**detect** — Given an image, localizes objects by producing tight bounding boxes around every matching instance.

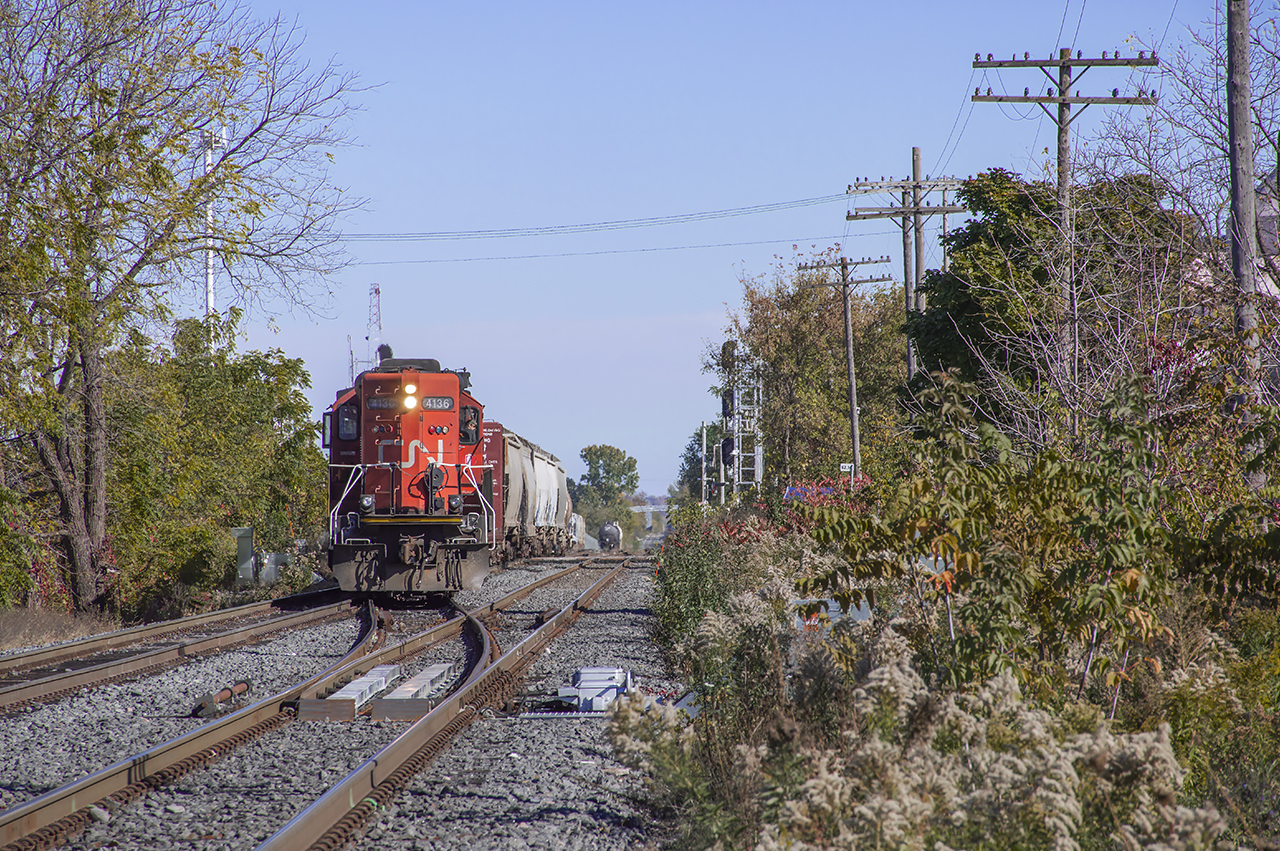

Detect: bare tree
[0,0,363,609]
[918,7,1280,474]
[1092,6,1280,399]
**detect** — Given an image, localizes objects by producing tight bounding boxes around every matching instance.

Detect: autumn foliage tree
[705,248,907,487]
[0,0,360,609]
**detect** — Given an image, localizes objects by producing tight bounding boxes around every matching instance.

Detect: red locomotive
[323,347,579,593]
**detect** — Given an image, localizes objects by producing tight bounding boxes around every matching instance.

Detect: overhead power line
[349,232,902,266]
[341,193,851,242]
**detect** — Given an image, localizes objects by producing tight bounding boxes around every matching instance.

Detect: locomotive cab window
[336,405,359,441]
[459,406,480,445]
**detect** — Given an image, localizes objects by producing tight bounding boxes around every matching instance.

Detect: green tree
[908,169,1057,385]
[577,444,639,504]
[0,487,37,607]
[908,170,1214,447]
[0,0,360,609]
[104,312,326,617]
[569,444,641,544]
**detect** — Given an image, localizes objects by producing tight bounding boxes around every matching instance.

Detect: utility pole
[1227,0,1266,490]
[972,49,1157,431]
[971,49,1159,209]
[798,256,893,476]
[846,151,966,379]
[901,186,914,376]
[1228,0,1261,384]
[202,127,225,317]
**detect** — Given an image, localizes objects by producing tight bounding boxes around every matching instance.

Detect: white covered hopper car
[482,422,583,559]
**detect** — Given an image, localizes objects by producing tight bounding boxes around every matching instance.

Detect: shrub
[0,488,35,607]
[613,617,1232,851]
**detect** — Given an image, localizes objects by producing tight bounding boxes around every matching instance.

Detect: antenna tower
[365,283,382,366]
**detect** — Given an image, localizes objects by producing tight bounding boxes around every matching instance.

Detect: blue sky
[231,0,1202,495]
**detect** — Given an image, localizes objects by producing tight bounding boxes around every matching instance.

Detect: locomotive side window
[337,405,359,441]
[459,406,480,445]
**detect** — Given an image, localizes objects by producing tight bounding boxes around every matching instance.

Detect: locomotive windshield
[336,405,358,441]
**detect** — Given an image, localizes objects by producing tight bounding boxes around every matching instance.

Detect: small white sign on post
[839,462,855,488]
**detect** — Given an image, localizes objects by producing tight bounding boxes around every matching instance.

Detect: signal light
[721,390,734,419]
[720,437,735,467]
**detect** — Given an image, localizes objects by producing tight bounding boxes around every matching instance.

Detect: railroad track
[0,593,354,714]
[260,557,638,851]
[0,556,646,851]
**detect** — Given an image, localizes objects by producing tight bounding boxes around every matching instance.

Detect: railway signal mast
[717,341,763,499]
[733,380,763,496]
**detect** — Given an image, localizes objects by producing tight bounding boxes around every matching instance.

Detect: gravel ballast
[358,562,677,851]
[0,618,362,812]
[7,558,677,850]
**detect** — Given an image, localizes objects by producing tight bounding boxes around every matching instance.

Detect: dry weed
[0,607,118,654]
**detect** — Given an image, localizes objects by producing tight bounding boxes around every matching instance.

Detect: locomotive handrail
[329,464,365,543]
[461,459,497,546]
[330,458,497,548]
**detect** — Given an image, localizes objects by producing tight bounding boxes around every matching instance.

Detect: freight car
[482,423,578,560]
[322,348,580,594]
[599,521,622,552]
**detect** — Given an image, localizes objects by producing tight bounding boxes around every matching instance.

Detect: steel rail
[0,600,380,848]
[292,557,600,710]
[257,558,634,851]
[0,597,310,676]
[0,601,357,711]
[463,556,597,619]
[0,558,605,847]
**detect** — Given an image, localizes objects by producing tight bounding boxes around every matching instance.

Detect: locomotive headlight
[403,395,418,410]
[403,383,417,395]
[358,495,375,514]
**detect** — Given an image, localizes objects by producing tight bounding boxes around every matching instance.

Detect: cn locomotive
[323,347,581,594]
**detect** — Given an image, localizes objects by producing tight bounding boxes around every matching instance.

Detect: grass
[0,607,119,655]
